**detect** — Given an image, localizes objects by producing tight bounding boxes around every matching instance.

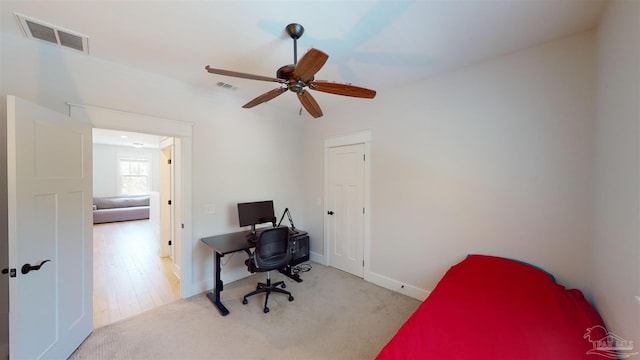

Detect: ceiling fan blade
[205,66,284,83]
[242,87,288,108]
[297,90,323,118]
[292,48,329,81]
[309,81,377,99]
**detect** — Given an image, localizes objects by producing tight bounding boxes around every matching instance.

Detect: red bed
[377,255,607,359]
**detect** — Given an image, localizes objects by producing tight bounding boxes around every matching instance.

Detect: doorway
[68,102,193,303]
[5,98,192,357]
[92,128,180,327]
[324,131,372,278]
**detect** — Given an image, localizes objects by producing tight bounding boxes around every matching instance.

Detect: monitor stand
[246,225,257,242]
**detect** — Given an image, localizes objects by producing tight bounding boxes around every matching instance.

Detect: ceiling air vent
[15,13,89,54]
[216,81,236,90]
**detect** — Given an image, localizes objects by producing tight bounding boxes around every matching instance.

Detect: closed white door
[327,143,365,277]
[7,96,93,359]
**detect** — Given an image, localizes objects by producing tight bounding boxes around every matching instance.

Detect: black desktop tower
[290,232,310,266]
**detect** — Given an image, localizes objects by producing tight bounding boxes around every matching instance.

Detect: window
[118,158,150,195]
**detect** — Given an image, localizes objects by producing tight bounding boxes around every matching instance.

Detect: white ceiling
[0,0,608,114]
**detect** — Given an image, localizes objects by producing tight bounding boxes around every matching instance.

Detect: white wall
[2,6,637,344]
[0,31,306,295]
[92,143,161,197]
[303,31,597,295]
[593,0,640,345]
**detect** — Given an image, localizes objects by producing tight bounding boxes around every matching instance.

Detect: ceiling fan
[205,23,376,118]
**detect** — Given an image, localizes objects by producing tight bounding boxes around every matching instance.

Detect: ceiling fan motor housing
[288,81,305,93]
[277,64,313,93]
[277,64,295,80]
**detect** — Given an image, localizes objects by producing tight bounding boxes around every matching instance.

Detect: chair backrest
[253,227,291,270]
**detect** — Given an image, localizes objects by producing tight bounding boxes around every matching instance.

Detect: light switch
[204,204,215,214]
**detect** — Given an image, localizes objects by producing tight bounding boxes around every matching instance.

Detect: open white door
[7,96,92,359]
[159,144,173,259]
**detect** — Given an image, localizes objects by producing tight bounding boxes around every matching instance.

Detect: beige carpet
[69,263,421,360]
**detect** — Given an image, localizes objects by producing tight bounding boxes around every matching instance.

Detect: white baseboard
[365,271,430,301]
[194,265,252,297]
[309,250,326,265]
[192,252,320,298]
[172,263,181,280]
[183,286,199,298]
[190,250,430,303]
[310,250,429,301]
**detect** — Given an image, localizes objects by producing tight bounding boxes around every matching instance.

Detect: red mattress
[377,255,606,359]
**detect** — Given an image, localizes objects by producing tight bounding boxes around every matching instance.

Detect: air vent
[15,13,89,54]
[216,81,236,90]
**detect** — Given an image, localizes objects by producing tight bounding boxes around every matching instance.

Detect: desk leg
[206,252,230,316]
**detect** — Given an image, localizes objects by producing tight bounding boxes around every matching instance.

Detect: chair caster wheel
[242,299,248,305]
[288,296,294,301]
[264,307,269,313]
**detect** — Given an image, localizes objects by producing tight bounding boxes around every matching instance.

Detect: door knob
[327,211,334,215]
[21,260,51,275]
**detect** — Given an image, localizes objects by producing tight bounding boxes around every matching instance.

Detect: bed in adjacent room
[377,254,608,359]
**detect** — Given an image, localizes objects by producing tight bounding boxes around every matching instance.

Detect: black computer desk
[200,227,304,316]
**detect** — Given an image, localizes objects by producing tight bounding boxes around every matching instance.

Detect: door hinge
[362,260,364,267]
[363,207,365,214]
[363,154,365,161]
[168,200,172,205]
[181,223,185,229]
[168,240,172,246]
[167,159,172,165]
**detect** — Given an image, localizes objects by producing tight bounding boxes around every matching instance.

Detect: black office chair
[242,226,294,313]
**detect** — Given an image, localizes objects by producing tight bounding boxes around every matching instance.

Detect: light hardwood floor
[93,220,180,328]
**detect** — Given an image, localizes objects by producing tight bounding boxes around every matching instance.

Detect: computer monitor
[237,200,276,235]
